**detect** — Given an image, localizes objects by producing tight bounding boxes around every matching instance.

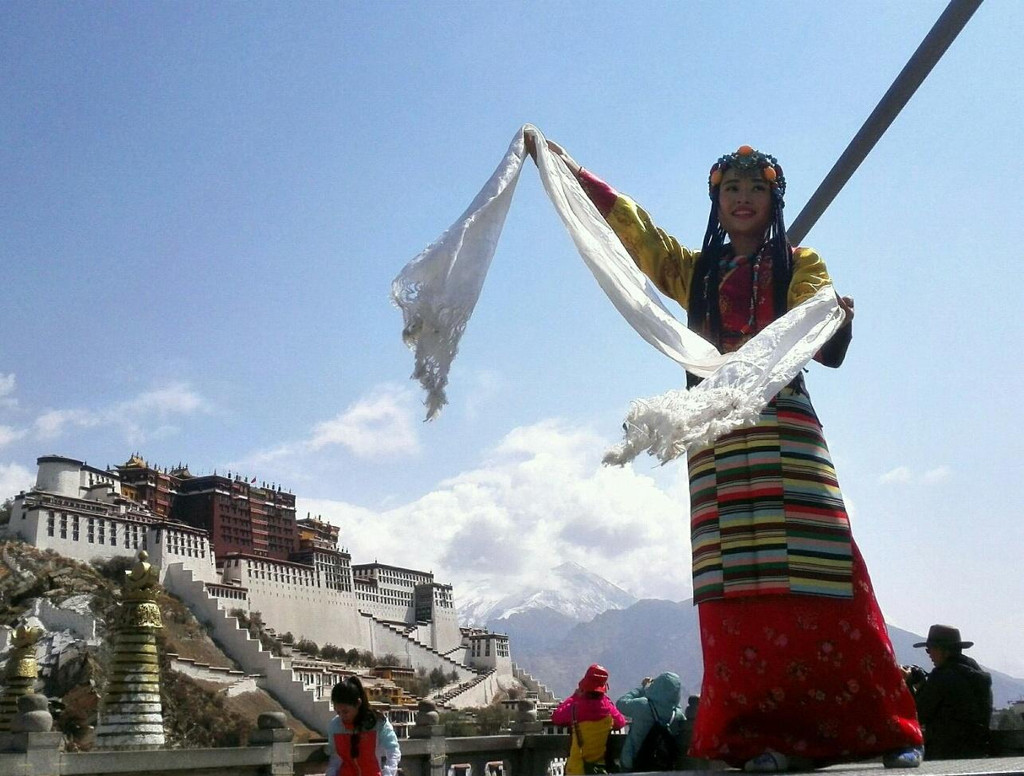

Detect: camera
[904,665,927,688]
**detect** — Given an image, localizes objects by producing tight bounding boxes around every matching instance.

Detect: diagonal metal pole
[788,0,983,245]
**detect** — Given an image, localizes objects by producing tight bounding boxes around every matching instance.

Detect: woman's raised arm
[524,132,581,176]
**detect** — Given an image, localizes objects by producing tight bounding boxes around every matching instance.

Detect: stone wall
[27,596,98,644]
[222,556,368,650]
[366,616,475,681]
[162,563,335,735]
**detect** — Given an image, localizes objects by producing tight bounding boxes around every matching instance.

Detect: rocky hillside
[0,539,319,748]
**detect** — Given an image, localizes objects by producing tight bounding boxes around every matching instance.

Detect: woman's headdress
[690,145,793,344]
[708,145,786,201]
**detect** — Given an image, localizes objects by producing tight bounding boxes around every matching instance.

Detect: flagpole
[787,0,983,246]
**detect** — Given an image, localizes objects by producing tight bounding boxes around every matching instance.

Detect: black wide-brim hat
[913,623,974,649]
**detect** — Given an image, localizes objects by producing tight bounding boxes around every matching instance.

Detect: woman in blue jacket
[616,673,686,771]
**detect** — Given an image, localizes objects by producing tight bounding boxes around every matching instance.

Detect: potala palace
[0,454,533,733]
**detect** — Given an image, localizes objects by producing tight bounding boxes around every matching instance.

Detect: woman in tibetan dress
[529,139,924,772]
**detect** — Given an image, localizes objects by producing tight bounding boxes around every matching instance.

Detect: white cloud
[0,425,27,448]
[879,465,951,485]
[0,374,16,409]
[117,382,206,416]
[233,385,422,476]
[0,462,34,501]
[923,465,951,482]
[879,466,913,484]
[35,409,100,439]
[299,419,693,603]
[32,382,208,444]
[309,385,420,458]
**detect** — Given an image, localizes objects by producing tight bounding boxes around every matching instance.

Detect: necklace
[718,249,764,331]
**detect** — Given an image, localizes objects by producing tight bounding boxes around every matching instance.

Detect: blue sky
[3,2,1023,679]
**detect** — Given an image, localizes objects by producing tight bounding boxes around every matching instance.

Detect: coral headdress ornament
[708,145,786,200]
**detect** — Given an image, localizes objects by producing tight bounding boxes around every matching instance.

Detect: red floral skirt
[689,542,922,766]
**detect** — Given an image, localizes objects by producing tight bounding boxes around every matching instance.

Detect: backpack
[631,705,679,772]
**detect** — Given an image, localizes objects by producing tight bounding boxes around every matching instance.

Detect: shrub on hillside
[474,703,513,735]
[429,667,448,689]
[439,710,478,737]
[320,643,343,661]
[393,666,430,698]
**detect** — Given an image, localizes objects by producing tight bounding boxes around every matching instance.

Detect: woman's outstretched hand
[837,294,855,324]
[524,131,582,176]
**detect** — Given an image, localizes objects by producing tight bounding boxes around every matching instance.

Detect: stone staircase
[513,663,557,704]
[166,653,262,697]
[369,615,477,680]
[429,669,496,709]
[162,563,334,735]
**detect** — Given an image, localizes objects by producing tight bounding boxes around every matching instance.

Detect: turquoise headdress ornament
[708,145,786,200]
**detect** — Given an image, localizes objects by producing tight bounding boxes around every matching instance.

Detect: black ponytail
[331,675,378,729]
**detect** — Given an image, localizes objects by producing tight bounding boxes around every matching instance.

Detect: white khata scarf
[391,125,847,465]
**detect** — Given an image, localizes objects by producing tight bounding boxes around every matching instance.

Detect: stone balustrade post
[3,693,64,776]
[248,711,294,776]
[0,623,44,733]
[409,700,446,776]
[507,699,544,776]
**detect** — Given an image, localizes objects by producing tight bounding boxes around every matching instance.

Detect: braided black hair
[688,177,793,345]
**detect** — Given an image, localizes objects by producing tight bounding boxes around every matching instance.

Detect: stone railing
[0,699,577,776]
[4,694,1024,776]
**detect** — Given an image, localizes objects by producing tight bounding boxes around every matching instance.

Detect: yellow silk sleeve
[605,195,698,311]
[788,246,833,308]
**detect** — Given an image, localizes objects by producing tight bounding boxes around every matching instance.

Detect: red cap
[578,664,610,694]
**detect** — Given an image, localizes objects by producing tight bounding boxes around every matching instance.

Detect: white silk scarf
[391,125,847,464]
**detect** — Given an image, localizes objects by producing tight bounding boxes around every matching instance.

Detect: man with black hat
[903,624,993,760]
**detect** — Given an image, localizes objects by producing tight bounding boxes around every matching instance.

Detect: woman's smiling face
[717,169,773,247]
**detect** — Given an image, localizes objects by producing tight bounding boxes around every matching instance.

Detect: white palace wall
[220,556,368,650]
[5,455,518,693]
[6,497,218,585]
[429,603,462,654]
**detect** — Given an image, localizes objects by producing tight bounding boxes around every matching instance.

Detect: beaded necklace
[718,247,766,332]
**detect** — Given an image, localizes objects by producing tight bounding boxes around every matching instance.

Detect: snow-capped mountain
[456,561,637,626]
